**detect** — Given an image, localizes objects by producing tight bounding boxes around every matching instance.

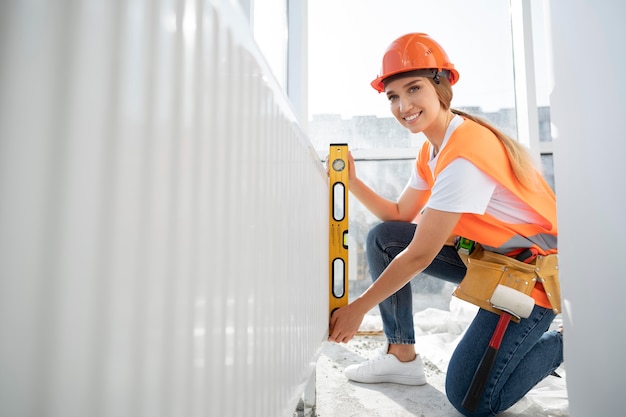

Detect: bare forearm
[353,208,463,313]
[328,209,462,344]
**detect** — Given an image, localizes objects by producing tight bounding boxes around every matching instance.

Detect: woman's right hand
[325,150,357,185]
[328,301,366,344]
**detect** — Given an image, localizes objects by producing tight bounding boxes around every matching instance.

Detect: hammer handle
[462,311,512,412]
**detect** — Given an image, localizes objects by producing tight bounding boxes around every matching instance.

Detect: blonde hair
[431,77,541,190]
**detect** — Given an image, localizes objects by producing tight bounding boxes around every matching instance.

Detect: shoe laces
[362,352,396,368]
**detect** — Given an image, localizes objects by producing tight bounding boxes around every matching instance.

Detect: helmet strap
[383,69,451,87]
[431,69,451,84]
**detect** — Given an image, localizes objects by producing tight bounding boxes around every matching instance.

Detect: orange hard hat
[371,33,460,92]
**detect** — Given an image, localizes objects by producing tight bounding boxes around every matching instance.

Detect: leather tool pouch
[453,245,561,321]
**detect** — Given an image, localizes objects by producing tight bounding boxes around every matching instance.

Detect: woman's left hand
[328,302,366,344]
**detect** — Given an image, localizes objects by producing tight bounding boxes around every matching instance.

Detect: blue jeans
[366,221,564,416]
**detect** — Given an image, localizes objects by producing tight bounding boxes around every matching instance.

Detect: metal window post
[510,0,541,164]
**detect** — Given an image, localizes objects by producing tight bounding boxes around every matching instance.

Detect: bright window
[307,0,537,307]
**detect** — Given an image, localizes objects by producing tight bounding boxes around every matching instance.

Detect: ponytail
[430,76,543,190]
[451,109,542,190]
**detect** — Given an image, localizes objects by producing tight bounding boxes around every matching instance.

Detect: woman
[327,33,563,417]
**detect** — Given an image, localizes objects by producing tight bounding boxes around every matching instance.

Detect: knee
[445,373,468,416]
[365,222,386,251]
[445,386,492,417]
[445,361,492,417]
[365,221,407,251]
[366,223,396,262]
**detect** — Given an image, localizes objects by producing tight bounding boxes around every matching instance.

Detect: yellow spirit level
[329,143,349,317]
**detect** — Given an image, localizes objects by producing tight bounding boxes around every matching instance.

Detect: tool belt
[453,244,561,321]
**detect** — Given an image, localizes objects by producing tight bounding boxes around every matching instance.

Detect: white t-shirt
[406,115,547,227]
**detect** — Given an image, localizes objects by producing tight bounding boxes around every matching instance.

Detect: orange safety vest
[416,118,558,308]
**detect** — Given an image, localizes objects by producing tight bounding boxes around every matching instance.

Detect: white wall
[0,1,327,416]
[548,1,626,416]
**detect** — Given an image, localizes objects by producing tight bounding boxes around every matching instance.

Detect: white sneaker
[344,351,427,386]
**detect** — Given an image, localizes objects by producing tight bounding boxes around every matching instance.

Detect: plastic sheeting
[353,297,568,416]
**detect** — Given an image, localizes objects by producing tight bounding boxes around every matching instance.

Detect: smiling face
[385,76,446,137]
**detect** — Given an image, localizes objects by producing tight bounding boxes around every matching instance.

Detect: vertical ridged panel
[0,1,327,417]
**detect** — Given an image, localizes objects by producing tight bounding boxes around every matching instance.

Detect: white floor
[315,296,568,417]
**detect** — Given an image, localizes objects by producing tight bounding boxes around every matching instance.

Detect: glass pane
[349,159,456,309]
[308,0,517,311]
[308,0,517,152]
[541,154,555,192]
[253,0,288,89]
